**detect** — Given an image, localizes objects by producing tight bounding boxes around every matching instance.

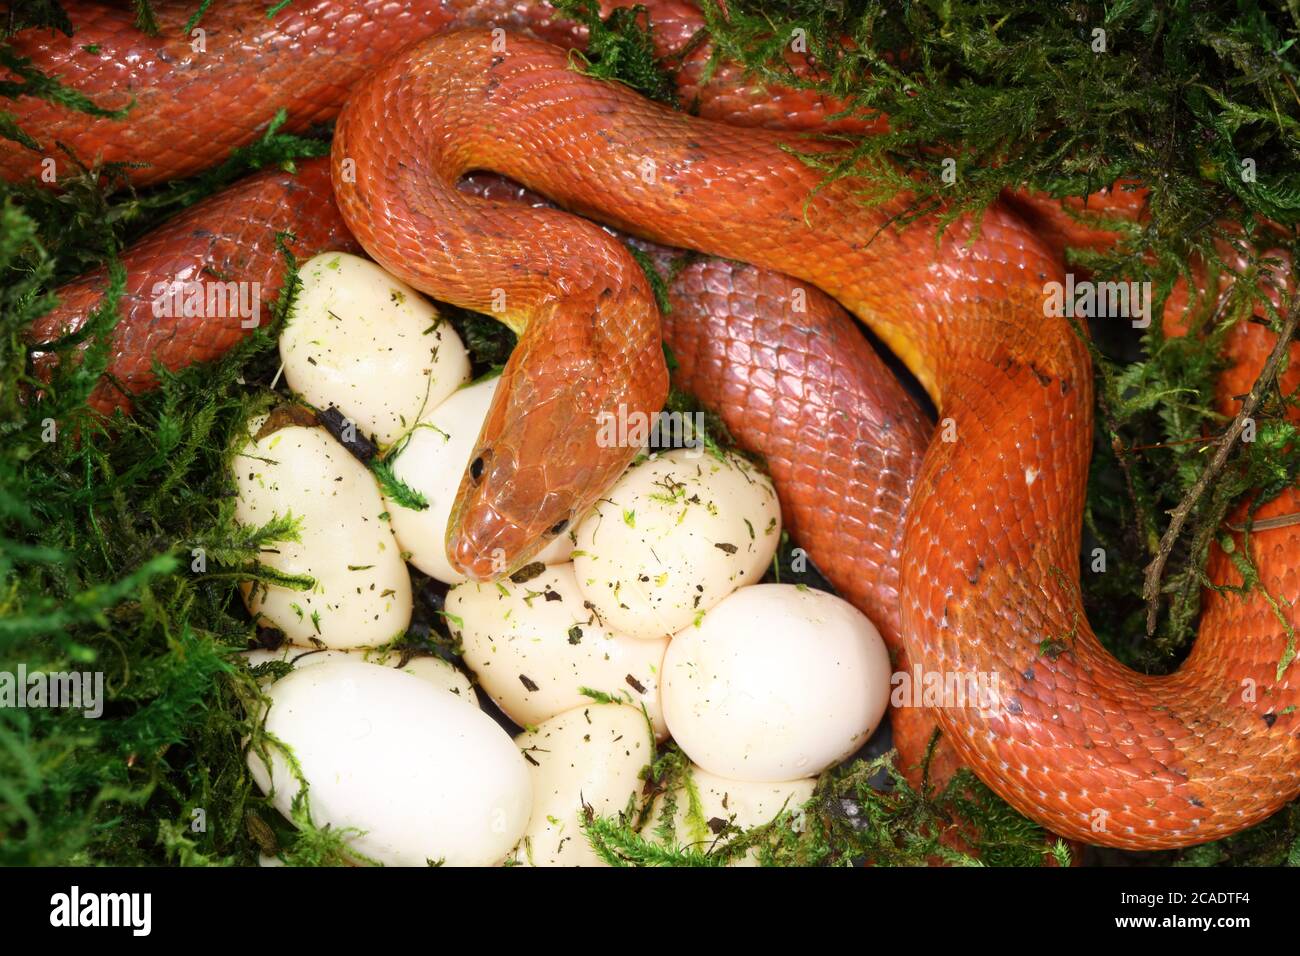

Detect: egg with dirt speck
[447,562,667,736]
[511,704,651,867]
[572,448,780,639]
[281,252,471,448]
[233,412,411,649]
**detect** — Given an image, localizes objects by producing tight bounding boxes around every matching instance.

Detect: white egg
[384,376,572,584]
[234,415,411,649]
[661,583,890,782]
[244,645,475,704]
[281,252,471,448]
[446,563,668,737]
[249,660,530,866]
[395,655,478,702]
[512,704,652,866]
[572,448,780,639]
[647,764,816,866]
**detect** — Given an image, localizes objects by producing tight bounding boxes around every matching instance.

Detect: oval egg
[281,252,471,448]
[661,583,890,781]
[446,563,668,737]
[244,645,475,704]
[572,448,781,639]
[512,704,651,867]
[233,415,412,649]
[249,659,530,866]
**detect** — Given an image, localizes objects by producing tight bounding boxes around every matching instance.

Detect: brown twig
[1142,291,1300,636]
[1125,434,1216,453]
[1228,511,1300,533]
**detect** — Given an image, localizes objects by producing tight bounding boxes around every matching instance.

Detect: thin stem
[1125,434,1216,453]
[1142,290,1300,635]
[1228,511,1300,534]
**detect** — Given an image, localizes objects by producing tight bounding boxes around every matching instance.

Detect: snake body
[7,1,1299,849]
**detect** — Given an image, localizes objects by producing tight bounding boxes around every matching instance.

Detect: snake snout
[446,498,517,582]
[449,543,503,583]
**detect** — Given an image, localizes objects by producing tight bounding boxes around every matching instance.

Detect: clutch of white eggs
[234,251,892,867]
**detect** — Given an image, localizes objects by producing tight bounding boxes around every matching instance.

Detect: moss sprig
[555,0,680,106]
[582,743,1070,867]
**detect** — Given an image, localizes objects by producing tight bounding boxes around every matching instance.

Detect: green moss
[0,109,344,864]
[583,741,1068,867]
[700,1,1299,228]
[0,1,74,37]
[555,0,680,106]
[440,303,517,373]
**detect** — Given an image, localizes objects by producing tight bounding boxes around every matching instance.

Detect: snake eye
[547,517,569,537]
[468,454,486,484]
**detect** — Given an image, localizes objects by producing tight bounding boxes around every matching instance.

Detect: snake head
[444,348,665,582]
[444,438,579,582]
